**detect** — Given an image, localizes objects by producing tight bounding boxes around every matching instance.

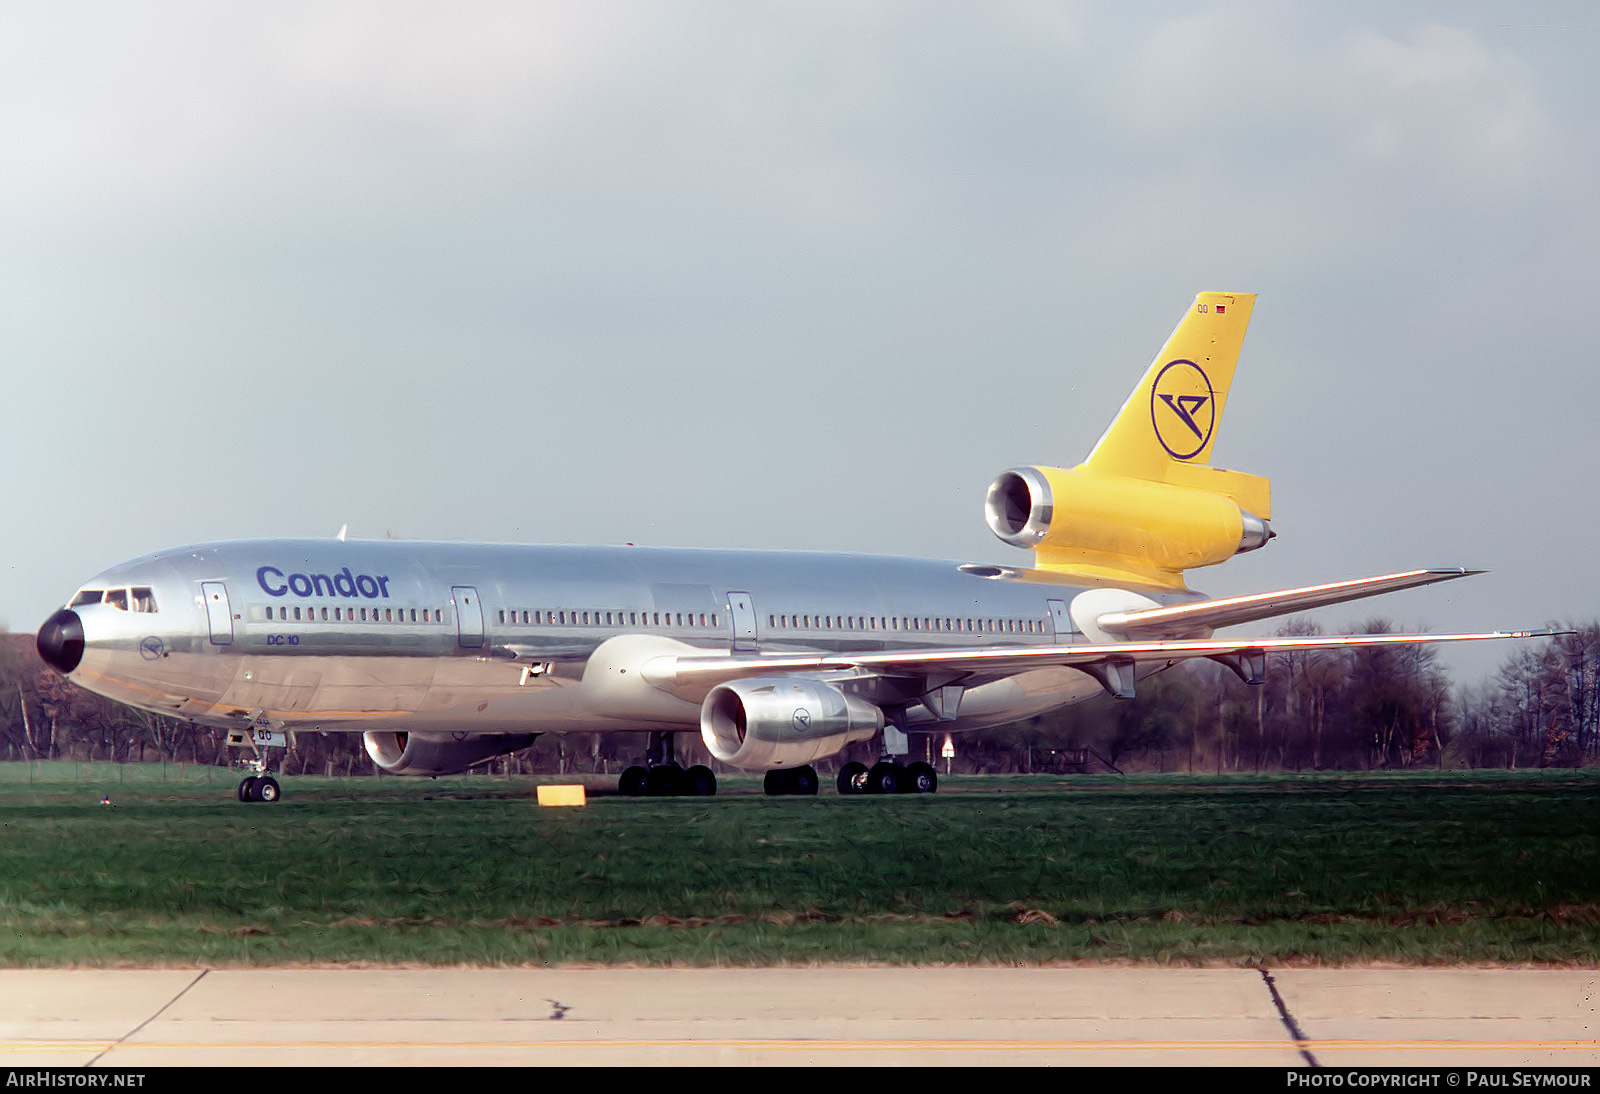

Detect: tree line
[3,622,1595,776]
[952,620,1600,773]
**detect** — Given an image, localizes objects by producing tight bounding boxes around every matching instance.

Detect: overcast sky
[3,1,1595,685]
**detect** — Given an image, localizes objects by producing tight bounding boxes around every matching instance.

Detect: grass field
[1,762,1595,967]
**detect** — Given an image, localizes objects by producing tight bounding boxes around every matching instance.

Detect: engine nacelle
[363,731,538,776]
[985,464,1270,587]
[701,677,883,770]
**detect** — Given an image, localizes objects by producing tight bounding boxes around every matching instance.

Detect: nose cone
[37,609,85,673]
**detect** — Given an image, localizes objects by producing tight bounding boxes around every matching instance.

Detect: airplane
[34,292,1540,802]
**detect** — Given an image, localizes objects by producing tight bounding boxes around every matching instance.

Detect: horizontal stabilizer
[1095,569,1484,640]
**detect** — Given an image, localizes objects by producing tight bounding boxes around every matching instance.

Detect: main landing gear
[763,766,819,795]
[767,722,940,796]
[758,761,936,795]
[833,720,938,795]
[835,760,938,795]
[619,732,717,797]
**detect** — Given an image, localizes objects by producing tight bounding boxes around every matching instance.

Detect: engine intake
[701,677,882,770]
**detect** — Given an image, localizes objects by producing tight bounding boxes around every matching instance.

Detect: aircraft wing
[642,627,1547,702]
[1093,569,1482,639]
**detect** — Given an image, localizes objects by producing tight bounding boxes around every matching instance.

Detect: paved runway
[2,967,1594,1067]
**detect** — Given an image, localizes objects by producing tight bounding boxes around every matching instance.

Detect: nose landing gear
[237,773,281,803]
[228,724,287,803]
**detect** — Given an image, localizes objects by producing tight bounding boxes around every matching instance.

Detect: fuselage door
[453,586,484,649]
[201,582,233,646]
[728,591,758,653]
[1046,599,1077,643]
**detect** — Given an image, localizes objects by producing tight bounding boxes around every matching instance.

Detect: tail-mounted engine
[700,677,883,770]
[363,731,539,776]
[983,292,1273,589]
[985,464,1271,588]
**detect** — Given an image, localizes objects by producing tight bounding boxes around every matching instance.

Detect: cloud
[0,2,659,220]
[1339,23,1547,182]
[1121,5,1317,143]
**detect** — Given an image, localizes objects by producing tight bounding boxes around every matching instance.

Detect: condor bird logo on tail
[1150,359,1216,459]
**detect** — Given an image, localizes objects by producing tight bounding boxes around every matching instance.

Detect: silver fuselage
[57,538,1195,742]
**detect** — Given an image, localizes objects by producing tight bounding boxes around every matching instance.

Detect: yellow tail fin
[1085,291,1268,518]
[983,292,1272,590]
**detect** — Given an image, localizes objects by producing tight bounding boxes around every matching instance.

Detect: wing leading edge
[642,626,1549,703]
[644,568,1533,702]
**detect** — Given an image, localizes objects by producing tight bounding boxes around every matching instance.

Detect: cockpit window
[68,587,156,612]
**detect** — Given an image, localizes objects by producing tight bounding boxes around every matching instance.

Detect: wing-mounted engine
[985,464,1271,589]
[700,677,883,770]
[363,731,538,776]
